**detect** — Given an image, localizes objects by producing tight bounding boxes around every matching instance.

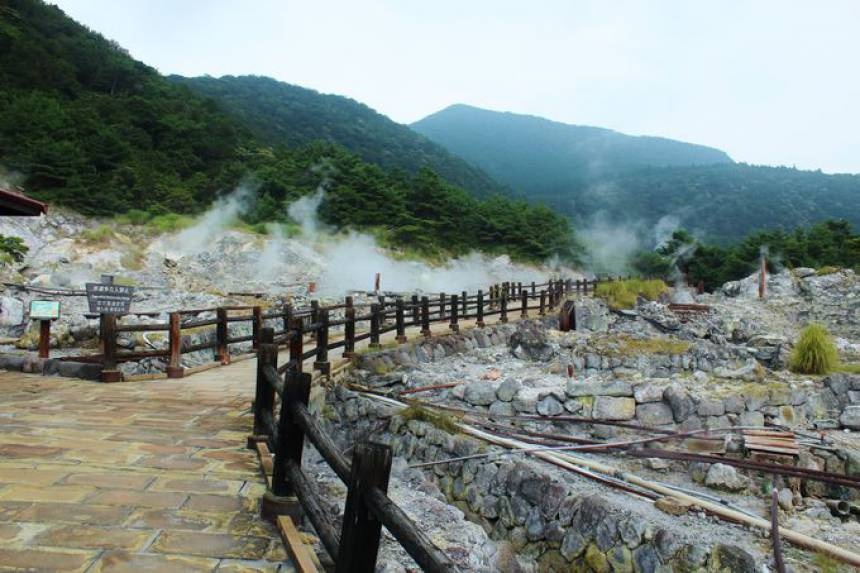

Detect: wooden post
[410,295,419,326]
[517,281,522,297]
[438,292,446,320]
[336,442,393,573]
[289,317,303,373]
[369,303,381,348]
[314,309,330,375]
[310,300,320,340]
[421,296,431,337]
[216,307,230,365]
[100,313,120,383]
[539,290,546,316]
[282,303,293,336]
[37,319,50,359]
[252,305,262,350]
[252,327,276,441]
[395,298,407,343]
[344,306,356,358]
[500,294,508,323]
[576,279,581,294]
[166,312,184,378]
[520,289,529,318]
[461,290,468,318]
[759,255,767,299]
[476,290,485,328]
[449,294,459,332]
[531,281,536,296]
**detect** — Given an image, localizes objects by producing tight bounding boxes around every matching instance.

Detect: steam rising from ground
[168,184,257,256]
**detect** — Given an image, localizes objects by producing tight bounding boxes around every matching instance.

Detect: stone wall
[322,386,762,572]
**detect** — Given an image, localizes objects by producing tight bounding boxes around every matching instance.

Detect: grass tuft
[399,405,461,434]
[594,278,669,310]
[789,323,839,375]
[816,265,841,276]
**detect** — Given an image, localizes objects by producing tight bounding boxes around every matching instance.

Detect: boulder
[573,297,610,332]
[536,395,564,416]
[592,397,635,420]
[839,405,860,430]
[697,398,725,417]
[663,385,695,422]
[508,324,556,362]
[635,402,674,426]
[566,378,632,398]
[462,381,498,406]
[632,383,664,403]
[704,463,748,492]
[0,296,24,327]
[496,378,522,402]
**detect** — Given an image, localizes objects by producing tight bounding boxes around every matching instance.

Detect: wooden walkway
[0,367,294,573]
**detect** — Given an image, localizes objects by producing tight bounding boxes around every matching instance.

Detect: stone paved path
[0,367,294,573]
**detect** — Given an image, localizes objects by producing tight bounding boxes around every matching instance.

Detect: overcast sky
[53,0,860,173]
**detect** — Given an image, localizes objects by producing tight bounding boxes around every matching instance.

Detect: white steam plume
[167,184,257,256]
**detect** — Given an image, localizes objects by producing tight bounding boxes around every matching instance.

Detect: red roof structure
[0,186,48,216]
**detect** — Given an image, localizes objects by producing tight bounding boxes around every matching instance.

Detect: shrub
[594,278,668,310]
[115,209,153,226]
[0,234,29,263]
[816,265,841,276]
[80,224,114,245]
[789,323,839,375]
[146,213,195,233]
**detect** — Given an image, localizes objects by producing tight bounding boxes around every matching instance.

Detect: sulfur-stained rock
[593,396,635,420]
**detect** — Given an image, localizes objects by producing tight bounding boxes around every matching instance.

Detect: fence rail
[54,277,614,382]
[244,277,602,571]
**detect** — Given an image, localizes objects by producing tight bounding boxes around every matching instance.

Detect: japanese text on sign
[85,283,134,314]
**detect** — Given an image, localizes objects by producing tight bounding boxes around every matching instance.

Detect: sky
[52,0,860,173]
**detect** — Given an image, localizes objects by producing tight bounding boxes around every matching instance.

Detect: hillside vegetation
[412,105,860,243]
[172,75,508,198]
[0,0,576,263]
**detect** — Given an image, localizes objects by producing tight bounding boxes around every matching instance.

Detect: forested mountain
[412,104,860,243]
[171,76,507,197]
[0,0,575,262]
[411,104,733,194]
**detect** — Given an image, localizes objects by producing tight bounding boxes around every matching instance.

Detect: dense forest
[0,0,575,262]
[171,75,507,198]
[632,220,860,290]
[412,105,860,243]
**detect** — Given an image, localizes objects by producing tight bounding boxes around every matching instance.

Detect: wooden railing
[60,277,609,382]
[243,277,607,571]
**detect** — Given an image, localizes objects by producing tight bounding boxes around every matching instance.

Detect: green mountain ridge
[170,75,508,198]
[0,0,576,263]
[411,104,860,243]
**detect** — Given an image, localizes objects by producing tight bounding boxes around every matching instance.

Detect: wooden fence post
[410,295,419,326]
[500,294,508,323]
[531,281,536,296]
[539,290,547,316]
[100,313,120,383]
[449,294,459,332]
[336,442,393,573]
[310,300,320,340]
[282,303,293,337]
[252,305,262,350]
[314,309,330,375]
[395,298,407,343]
[461,290,468,318]
[167,312,184,378]
[476,290,485,328]
[369,303,381,348]
[344,306,356,359]
[517,281,522,297]
[250,326,275,447]
[438,292,446,320]
[37,319,50,359]
[216,307,230,365]
[520,289,529,318]
[289,317,303,373]
[421,296,431,337]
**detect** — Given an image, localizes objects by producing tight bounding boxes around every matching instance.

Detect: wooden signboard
[29,300,61,320]
[85,283,134,314]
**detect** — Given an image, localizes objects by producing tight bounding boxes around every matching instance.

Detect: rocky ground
[317,267,860,571]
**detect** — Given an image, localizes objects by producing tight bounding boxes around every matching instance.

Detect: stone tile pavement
[0,363,295,573]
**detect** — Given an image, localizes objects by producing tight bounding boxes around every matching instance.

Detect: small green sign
[30,300,60,320]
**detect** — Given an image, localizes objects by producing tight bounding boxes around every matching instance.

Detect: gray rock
[633,383,664,403]
[462,381,498,406]
[710,544,757,573]
[563,399,583,414]
[488,401,515,417]
[635,402,674,426]
[664,385,695,422]
[524,507,545,541]
[839,405,860,430]
[0,296,24,326]
[536,395,564,416]
[705,463,748,492]
[512,387,540,413]
[496,378,522,402]
[508,325,555,361]
[566,378,632,397]
[560,529,587,561]
[739,411,765,427]
[593,396,636,421]
[698,398,725,417]
[723,394,745,414]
